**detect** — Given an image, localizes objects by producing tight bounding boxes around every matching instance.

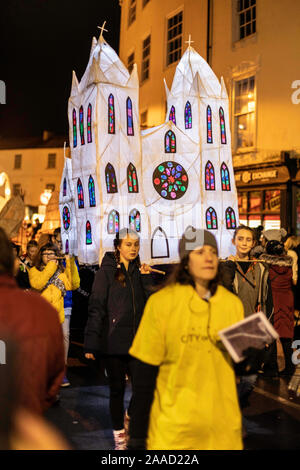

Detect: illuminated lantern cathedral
[60,31,239,265]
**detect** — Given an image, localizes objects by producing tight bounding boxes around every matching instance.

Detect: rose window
[153,161,188,200]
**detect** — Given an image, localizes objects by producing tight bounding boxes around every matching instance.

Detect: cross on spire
[185,34,194,48]
[97,21,108,40]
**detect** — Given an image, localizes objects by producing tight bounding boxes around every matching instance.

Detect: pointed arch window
[79,106,85,145]
[207,105,213,143]
[206,207,218,230]
[169,106,176,125]
[129,209,141,232]
[72,109,77,148]
[86,221,92,245]
[105,163,118,193]
[127,163,139,193]
[126,97,134,136]
[205,161,215,190]
[107,210,120,234]
[88,175,96,207]
[221,163,231,191]
[225,207,236,229]
[219,107,227,144]
[62,206,70,230]
[108,94,115,134]
[151,226,170,259]
[65,239,69,254]
[185,101,192,129]
[87,103,92,143]
[77,178,84,209]
[63,178,67,197]
[165,130,176,153]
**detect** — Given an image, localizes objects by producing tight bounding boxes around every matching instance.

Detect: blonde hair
[284,235,298,251]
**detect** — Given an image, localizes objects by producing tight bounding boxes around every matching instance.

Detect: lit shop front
[234,166,290,231]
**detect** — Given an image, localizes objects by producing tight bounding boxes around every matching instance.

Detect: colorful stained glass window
[205,161,215,190]
[62,206,70,230]
[206,207,218,230]
[169,106,176,125]
[153,161,188,200]
[185,101,192,129]
[77,178,84,209]
[88,175,96,207]
[165,131,176,153]
[219,107,227,144]
[86,221,92,244]
[79,106,85,145]
[65,239,69,254]
[63,178,67,197]
[72,109,77,148]
[87,104,92,143]
[221,162,231,191]
[226,207,236,229]
[207,105,213,143]
[129,209,141,232]
[127,97,134,136]
[107,210,120,234]
[105,163,118,193]
[108,94,115,134]
[127,163,139,193]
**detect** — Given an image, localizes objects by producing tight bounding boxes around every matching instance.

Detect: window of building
[46,184,55,192]
[166,11,183,66]
[220,163,231,191]
[63,178,67,196]
[207,106,213,143]
[79,106,85,145]
[219,107,227,144]
[87,104,92,143]
[86,221,92,245]
[164,130,176,153]
[77,178,84,208]
[72,109,77,148]
[141,35,151,82]
[129,209,141,232]
[127,163,139,193]
[238,189,281,229]
[206,207,218,230]
[107,210,120,235]
[169,106,176,125]
[62,206,70,230]
[88,175,96,207]
[126,97,134,136]
[108,94,115,134]
[225,207,237,229]
[143,0,150,7]
[234,76,255,151]
[237,0,256,40]
[185,101,192,129]
[47,153,56,169]
[14,154,22,169]
[105,163,118,193]
[205,161,215,191]
[128,0,136,27]
[127,52,135,74]
[13,184,21,196]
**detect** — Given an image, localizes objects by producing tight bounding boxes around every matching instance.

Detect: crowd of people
[1,222,300,450]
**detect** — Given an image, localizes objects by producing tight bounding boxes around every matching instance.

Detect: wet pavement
[44,343,300,450]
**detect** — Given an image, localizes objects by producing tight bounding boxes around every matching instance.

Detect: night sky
[0,0,121,139]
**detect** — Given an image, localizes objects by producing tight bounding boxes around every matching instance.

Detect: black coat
[84,252,153,355]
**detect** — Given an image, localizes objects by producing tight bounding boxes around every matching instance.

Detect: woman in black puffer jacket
[84,228,153,450]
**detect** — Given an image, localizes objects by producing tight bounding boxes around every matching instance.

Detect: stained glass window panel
[87,104,92,143]
[77,178,84,209]
[185,101,192,129]
[62,206,70,230]
[88,175,96,207]
[153,161,188,200]
[63,178,67,197]
[207,105,213,143]
[169,106,176,125]
[79,106,85,145]
[129,209,141,232]
[86,221,92,245]
[165,130,176,153]
[108,94,115,134]
[220,162,231,191]
[107,210,120,234]
[73,109,77,148]
[127,163,139,193]
[127,97,134,136]
[205,161,215,190]
[206,207,218,229]
[105,163,118,193]
[65,239,69,254]
[226,207,236,229]
[219,107,227,144]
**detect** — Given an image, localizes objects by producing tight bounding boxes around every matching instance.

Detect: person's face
[233,229,255,257]
[188,245,218,283]
[53,233,62,250]
[27,246,38,261]
[118,235,140,264]
[42,250,56,265]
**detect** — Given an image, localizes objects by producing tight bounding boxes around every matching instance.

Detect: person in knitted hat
[128,227,248,450]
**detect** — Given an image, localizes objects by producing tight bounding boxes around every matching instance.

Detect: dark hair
[34,243,64,272]
[53,227,61,238]
[27,240,38,250]
[0,228,15,276]
[266,240,285,256]
[10,242,20,257]
[113,228,140,286]
[233,225,255,241]
[164,254,219,296]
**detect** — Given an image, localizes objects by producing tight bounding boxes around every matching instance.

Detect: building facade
[119,0,300,233]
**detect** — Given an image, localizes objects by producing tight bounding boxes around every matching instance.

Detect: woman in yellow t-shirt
[128,228,245,450]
